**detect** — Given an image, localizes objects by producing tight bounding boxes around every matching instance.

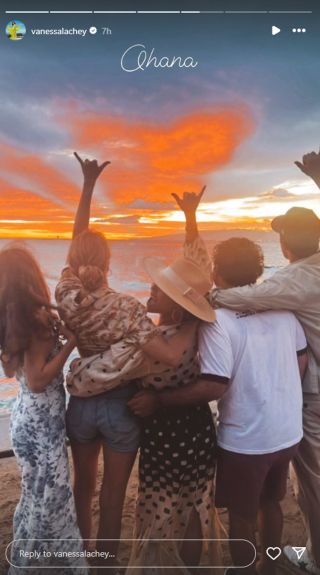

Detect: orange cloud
[0,142,80,207]
[0,105,255,238]
[0,142,82,237]
[0,178,69,220]
[68,107,254,204]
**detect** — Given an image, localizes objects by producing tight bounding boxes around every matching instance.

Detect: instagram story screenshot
[0,1,320,574]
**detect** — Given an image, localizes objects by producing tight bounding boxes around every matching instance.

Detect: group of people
[0,147,320,575]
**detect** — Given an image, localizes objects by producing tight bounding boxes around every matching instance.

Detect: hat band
[162,267,205,306]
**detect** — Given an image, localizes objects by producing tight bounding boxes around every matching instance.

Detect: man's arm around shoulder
[212,266,306,312]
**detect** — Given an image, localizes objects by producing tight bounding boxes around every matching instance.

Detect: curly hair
[213,237,264,287]
[0,245,55,366]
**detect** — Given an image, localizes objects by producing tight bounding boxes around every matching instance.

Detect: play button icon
[272,26,281,35]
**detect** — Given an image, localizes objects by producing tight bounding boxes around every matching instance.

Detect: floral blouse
[60,234,212,396]
[55,268,159,358]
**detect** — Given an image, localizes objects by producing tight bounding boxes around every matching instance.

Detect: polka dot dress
[127,324,220,574]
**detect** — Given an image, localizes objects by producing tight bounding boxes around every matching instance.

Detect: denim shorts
[66,384,140,453]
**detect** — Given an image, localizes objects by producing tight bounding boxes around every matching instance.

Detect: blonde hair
[68,230,110,292]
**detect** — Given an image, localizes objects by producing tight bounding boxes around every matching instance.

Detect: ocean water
[0,235,286,450]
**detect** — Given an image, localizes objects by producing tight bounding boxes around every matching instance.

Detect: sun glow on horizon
[0,103,318,240]
[139,181,320,228]
[1,179,319,240]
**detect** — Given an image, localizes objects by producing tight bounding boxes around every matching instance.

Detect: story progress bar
[5,9,313,14]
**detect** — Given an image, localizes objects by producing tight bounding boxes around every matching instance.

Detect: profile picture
[6,20,26,41]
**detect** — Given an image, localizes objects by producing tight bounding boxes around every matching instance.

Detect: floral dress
[9,350,88,574]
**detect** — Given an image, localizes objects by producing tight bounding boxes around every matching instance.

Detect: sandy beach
[0,449,306,574]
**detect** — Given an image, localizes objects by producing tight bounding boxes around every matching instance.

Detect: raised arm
[172,186,206,244]
[73,152,110,238]
[295,148,320,190]
[172,186,212,281]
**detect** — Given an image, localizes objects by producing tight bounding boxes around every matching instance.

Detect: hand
[59,322,77,346]
[127,390,159,417]
[74,152,110,185]
[172,186,206,214]
[295,149,320,183]
[0,353,19,378]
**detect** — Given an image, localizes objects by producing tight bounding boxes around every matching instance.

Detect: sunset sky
[0,2,319,239]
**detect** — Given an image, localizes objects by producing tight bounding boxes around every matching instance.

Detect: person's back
[184,154,320,573]
[200,307,305,454]
[196,235,307,575]
[214,248,320,394]
[210,202,320,573]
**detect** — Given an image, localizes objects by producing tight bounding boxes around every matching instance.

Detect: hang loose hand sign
[295,149,320,188]
[74,152,111,185]
[172,185,206,215]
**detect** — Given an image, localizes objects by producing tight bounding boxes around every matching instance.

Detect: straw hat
[143,256,215,322]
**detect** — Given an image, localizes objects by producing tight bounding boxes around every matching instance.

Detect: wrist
[313,176,320,187]
[185,211,197,221]
[83,179,96,193]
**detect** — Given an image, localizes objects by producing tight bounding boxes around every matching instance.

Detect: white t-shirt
[199,309,306,455]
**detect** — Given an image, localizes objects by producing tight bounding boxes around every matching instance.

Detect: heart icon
[266,547,282,560]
